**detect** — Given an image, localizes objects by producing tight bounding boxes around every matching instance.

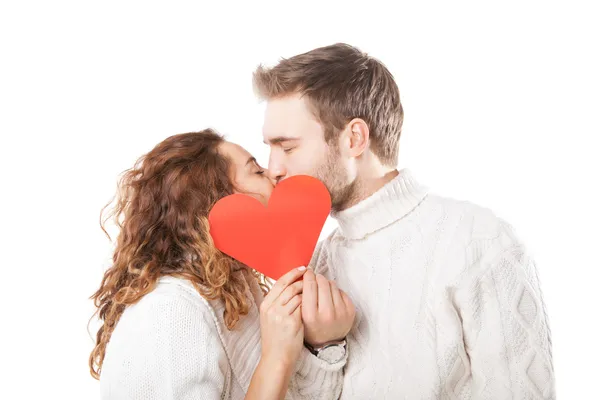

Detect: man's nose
[267,158,286,184]
[267,167,286,184]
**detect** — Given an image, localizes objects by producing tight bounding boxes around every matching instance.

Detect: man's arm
[455,221,555,399]
[284,346,347,400]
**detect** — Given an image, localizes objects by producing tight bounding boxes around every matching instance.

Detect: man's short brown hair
[253,43,404,166]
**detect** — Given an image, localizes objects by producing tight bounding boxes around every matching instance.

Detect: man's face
[263,93,356,211]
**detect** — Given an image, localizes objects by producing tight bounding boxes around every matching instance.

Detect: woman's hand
[246,266,307,400]
[259,266,307,369]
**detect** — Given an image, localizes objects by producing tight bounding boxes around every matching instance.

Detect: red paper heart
[208,175,331,280]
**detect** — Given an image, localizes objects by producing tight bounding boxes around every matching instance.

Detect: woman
[89,129,352,399]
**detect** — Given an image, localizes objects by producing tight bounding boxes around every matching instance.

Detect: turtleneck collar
[332,169,429,240]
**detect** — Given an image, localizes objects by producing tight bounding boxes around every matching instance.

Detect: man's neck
[340,167,399,211]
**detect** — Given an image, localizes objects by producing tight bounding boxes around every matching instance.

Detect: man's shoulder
[424,192,508,239]
[421,193,524,279]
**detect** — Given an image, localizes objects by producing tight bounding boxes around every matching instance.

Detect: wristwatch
[305,339,347,364]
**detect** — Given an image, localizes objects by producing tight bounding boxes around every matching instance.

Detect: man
[254,43,555,399]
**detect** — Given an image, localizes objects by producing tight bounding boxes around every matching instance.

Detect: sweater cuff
[295,345,348,373]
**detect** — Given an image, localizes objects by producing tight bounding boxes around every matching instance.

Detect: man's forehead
[262,96,323,143]
[262,110,301,143]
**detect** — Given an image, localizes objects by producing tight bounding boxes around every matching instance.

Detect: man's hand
[301,268,355,347]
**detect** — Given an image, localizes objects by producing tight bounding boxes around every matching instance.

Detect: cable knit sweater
[100,271,346,399]
[309,169,555,399]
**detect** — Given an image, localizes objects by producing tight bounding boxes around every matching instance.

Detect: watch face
[318,345,346,364]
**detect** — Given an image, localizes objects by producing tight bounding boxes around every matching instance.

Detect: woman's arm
[245,267,307,400]
[246,357,296,400]
[247,266,351,400]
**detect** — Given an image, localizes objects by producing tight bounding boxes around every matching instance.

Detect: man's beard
[314,148,359,212]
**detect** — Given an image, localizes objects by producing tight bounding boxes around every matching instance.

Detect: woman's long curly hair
[89,129,269,379]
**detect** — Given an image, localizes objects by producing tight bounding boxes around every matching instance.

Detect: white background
[1,1,598,398]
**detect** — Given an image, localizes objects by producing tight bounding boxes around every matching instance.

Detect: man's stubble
[314,144,360,213]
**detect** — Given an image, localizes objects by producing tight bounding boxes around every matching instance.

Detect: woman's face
[219,141,274,206]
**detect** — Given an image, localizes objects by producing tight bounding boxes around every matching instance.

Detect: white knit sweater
[310,169,555,399]
[100,271,346,399]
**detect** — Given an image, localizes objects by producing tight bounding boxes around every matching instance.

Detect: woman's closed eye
[252,162,266,175]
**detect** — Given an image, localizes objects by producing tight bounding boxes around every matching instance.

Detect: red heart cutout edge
[208,175,331,280]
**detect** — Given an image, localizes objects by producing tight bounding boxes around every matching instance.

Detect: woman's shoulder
[101,277,231,396]
[121,276,218,326]
[154,275,209,302]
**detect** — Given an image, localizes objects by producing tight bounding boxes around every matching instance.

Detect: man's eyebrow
[263,136,301,145]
